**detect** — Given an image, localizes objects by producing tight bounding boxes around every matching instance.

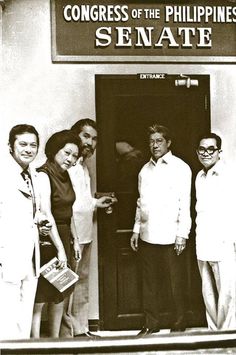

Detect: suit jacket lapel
[29,167,41,213]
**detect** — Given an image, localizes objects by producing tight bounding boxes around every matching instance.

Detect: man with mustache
[195,133,236,330]
[60,118,114,338]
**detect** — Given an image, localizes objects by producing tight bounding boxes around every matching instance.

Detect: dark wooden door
[95,74,210,330]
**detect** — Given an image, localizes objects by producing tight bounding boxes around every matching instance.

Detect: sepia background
[0,0,236,331]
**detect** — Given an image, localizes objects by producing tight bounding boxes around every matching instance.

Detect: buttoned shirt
[195,160,236,261]
[69,157,97,244]
[133,151,192,244]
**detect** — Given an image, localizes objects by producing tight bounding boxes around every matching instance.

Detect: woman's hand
[73,239,81,262]
[38,218,52,236]
[57,248,67,269]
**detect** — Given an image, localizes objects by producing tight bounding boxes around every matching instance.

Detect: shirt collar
[150,151,172,166]
[199,159,223,177]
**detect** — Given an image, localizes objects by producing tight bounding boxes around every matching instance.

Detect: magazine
[40,257,79,293]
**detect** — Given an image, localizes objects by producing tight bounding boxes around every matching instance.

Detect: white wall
[1,0,236,320]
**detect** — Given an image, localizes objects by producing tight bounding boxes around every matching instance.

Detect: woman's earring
[73,162,77,166]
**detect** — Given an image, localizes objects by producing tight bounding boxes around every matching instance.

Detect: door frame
[95,73,211,330]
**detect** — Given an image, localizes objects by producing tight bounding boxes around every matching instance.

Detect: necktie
[21,169,36,216]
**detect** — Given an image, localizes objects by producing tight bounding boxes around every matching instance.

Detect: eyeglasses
[149,139,165,146]
[197,146,219,156]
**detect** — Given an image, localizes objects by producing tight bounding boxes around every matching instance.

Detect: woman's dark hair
[9,124,39,151]
[45,130,80,161]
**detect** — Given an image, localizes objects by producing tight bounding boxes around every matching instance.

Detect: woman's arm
[71,216,81,262]
[38,171,67,268]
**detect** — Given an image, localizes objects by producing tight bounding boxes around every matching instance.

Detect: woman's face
[12,133,38,169]
[54,143,79,171]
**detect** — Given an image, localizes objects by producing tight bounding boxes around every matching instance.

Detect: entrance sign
[51,0,236,63]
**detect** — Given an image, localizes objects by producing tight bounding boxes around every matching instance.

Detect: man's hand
[130,233,139,252]
[174,236,186,256]
[96,195,118,209]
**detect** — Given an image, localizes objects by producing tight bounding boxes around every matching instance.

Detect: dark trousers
[139,240,186,329]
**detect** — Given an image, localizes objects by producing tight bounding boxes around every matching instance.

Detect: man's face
[12,133,38,169]
[149,132,171,161]
[78,125,98,159]
[197,138,220,170]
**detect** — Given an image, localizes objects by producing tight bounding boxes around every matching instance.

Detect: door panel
[96,74,210,330]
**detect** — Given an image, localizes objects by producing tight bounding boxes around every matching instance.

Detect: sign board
[51,0,236,63]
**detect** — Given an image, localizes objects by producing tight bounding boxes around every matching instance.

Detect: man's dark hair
[71,118,97,135]
[45,129,80,162]
[147,123,171,142]
[9,124,39,151]
[198,132,222,150]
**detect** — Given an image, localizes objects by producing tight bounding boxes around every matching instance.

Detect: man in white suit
[195,133,236,330]
[0,124,50,340]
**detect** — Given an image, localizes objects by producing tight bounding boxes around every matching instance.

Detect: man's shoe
[136,326,160,337]
[75,331,100,339]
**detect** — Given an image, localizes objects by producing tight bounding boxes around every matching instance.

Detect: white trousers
[60,242,92,337]
[198,250,236,330]
[0,267,38,340]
